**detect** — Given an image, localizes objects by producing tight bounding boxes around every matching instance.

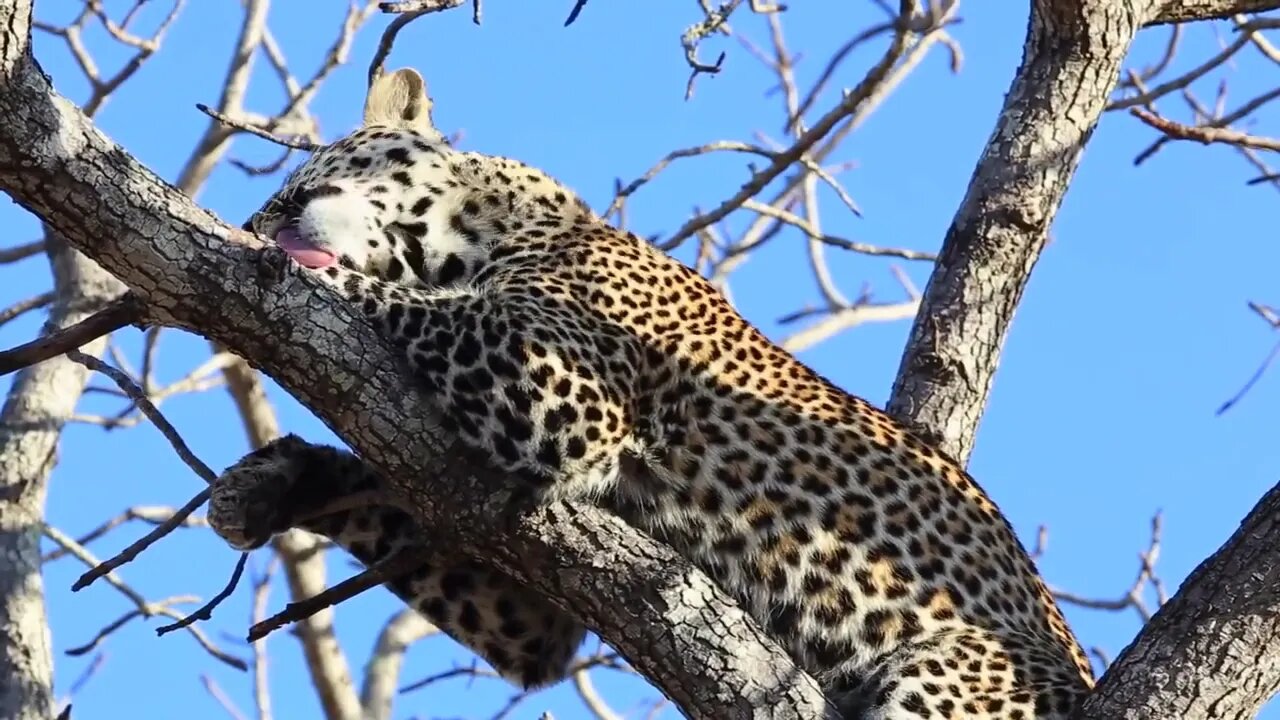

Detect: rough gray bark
[0,237,125,720]
[1150,0,1280,23]
[0,6,838,718]
[886,0,1140,464]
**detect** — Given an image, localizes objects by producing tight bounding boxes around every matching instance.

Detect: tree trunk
[0,237,124,720]
[886,0,1138,465]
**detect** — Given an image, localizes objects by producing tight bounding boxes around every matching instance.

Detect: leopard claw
[257,245,293,286]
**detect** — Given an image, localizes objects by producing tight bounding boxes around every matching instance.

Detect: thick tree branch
[0,6,835,718]
[1073,482,1280,718]
[1147,0,1280,25]
[885,0,1140,462]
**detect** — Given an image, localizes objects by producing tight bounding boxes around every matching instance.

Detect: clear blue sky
[2,3,1277,719]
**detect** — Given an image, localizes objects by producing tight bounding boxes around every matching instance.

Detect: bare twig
[155,552,250,635]
[563,0,591,25]
[369,1,467,86]
[249,558,277,720]
[1130,106,1280,156]
[195,104,318,151]
[1041,514,1166,623]
[1108,31,1251,111]
[64,595,200,655]
[1216,302,1280,414]
[741,200,935,260]
[0,291,54,328]
[660,0,919,250]
[63,348,220,586]
[779,297,921,353]
[249,549,428,642]
[41,525,245,670]
[681,1,741,99]
[573,665,624,720]
[361,609,437,720]
[66,352,216,482]
[0,239,44,264]
[70,489,211,592]
[53,650,106,719]
[605,141,777,219]
[787,19,898,130]
[1116,23,1183,90]
[202,674,250,720]
[71,351,238,431]
[0,295,140,377]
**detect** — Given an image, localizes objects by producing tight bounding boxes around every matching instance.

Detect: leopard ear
[363,67,436,135]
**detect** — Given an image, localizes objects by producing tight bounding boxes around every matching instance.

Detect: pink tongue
[275,227,337,269]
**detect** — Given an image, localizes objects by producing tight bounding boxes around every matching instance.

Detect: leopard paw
[207,435,311,550]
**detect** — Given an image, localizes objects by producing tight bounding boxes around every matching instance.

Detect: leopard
[208,66,1096,719]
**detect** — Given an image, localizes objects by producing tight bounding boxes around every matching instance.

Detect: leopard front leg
[208,435,586,688]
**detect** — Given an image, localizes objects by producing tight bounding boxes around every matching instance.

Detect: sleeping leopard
[208,67,1095,719]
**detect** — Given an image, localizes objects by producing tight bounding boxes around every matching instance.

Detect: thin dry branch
[54,650,106,718]
[369,1,467,86]
[360,609,437,720]
[41,524,246,670]
[1045,513,1166,623]
[195,104,318,152]
[1108,30,1252,110]
[43,506,207,563]
[787,16,899,129]
[780,297,921,353]
[70,351,237,430]
[155,552,250,635]
[0,239,44,263]
[63,594,200,656]
[0,291,54,328]
[660,0,922,250]
[249,548,427,642]
[249,559,278,720]
[680,0,740,99]
[572,664,625,720]
[1075,481,1280,719]
[741,199,935,260]
[202,674,250,720]
[65,352,216,482]
[0,294,140,377]
[269,1,379,129]
[563,0,591,26]
[1129,106,1280,154]
[64,349,218,590]
[71,489,211,592]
